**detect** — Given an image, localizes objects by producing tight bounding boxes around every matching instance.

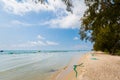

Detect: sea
[0,50,89,80]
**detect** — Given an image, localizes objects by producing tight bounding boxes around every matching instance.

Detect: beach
[1,51,120,80]
[53,51,120,80]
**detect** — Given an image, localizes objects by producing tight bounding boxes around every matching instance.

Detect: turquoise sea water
[0,50,89,80]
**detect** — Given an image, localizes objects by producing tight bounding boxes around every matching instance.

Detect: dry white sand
[52,51,120,80]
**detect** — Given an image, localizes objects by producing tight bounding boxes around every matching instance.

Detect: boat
[0,50,4,52]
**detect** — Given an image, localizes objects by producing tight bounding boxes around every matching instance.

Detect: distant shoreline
[0,50,90,54]
[52,51,120,80]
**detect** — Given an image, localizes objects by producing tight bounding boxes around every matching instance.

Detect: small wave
[0,53,54,72]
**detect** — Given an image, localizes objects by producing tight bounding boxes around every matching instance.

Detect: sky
[0,0,92,50]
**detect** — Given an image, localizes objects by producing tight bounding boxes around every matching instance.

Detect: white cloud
[43,14,80,29]
[73,37,79,40]
[37,35,45,40]
[14,40,58,48]
[46,41,59,45]
[72,0,86,15]
[1,0,65,15]
[7,14,81,29]
[0,20,34,28]
[11,20,33,26]
[1,0,87,29]
[10,35,59,49]
[29,40,46,46]
[40,0,86,29]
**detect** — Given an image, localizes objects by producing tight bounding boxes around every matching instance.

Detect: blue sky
[0,0,92,50]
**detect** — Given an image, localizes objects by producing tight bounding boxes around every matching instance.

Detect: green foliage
[80,0,120,54]
[37,0,73,13]
[93,26,120,53]
[115,50,120,55]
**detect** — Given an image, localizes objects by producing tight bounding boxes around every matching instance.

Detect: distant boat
[38,50,41,52]
[0,50,4,52]
[10,52,13,54]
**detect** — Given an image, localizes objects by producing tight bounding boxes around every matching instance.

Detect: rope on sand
[73,53,98,78]
[73,63,83,78]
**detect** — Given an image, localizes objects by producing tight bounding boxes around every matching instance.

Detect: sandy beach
[52,51,120,80]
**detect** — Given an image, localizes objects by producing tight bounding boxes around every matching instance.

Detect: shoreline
[51,52,90,80]
[52,51,120,80]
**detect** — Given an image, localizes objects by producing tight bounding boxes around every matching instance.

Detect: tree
[93,26,120,54]
[80,0,120,54]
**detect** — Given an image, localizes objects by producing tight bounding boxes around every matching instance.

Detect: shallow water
[0,50,88,80]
